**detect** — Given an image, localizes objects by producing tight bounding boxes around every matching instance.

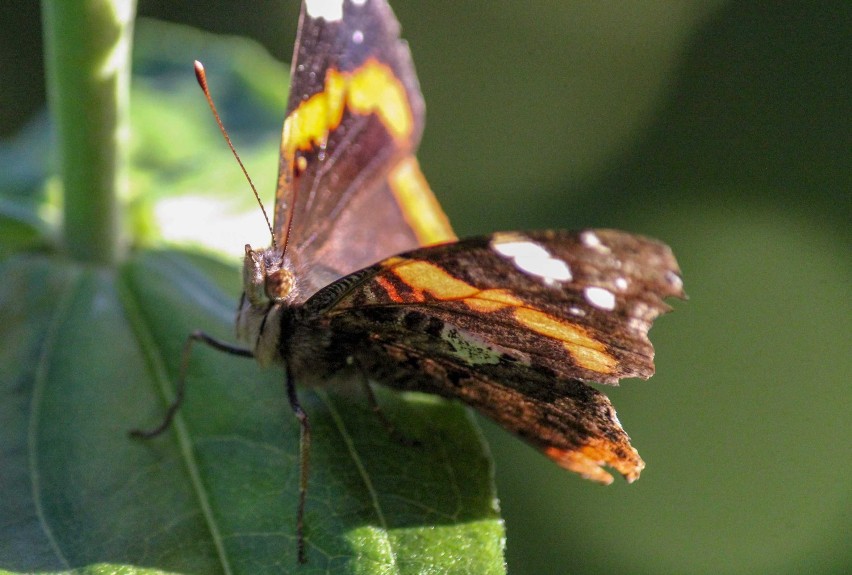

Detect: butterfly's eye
[266,268,295,301]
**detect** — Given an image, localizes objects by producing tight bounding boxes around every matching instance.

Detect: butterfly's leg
[285,363,310,564]
[355,367,420,447]
[129,330,253,439]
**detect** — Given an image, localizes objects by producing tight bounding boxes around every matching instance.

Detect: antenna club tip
[194,60,207,87]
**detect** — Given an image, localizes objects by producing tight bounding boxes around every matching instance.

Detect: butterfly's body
[138,0,684,564]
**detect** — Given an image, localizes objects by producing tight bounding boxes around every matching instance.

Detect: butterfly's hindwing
[328,309,646,484]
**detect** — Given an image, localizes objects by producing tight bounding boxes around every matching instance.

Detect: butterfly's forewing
[276,0,454,299]
[310,229,684,482]
[327,229,684,383]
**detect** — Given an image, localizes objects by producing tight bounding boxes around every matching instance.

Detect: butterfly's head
[242,244,297,306]
[238,244,295,367]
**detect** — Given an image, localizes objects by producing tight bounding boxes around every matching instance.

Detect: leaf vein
[317,390,402,573]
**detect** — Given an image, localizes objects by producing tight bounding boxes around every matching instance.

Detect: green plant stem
[41,0,137,264]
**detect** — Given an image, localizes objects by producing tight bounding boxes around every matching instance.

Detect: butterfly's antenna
[279,173,298,257]
[194,61,275,246]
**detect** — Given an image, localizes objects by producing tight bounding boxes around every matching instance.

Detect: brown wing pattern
[354,335,646,484]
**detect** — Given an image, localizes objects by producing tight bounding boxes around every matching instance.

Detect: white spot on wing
[580,230,601,247]
[666,270,684,291]
[352,29,364,44]
[584,286,616,310]
[614,276,629,291]
[305,0,344,21]
[581,230,611,253]
[492,235,572,285]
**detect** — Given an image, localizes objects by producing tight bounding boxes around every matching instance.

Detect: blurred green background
[3,1,849,574]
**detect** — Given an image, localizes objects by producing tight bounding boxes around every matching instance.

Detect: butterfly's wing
[276,0,454,299]
[311,229,685,483]
[327,229,685,384]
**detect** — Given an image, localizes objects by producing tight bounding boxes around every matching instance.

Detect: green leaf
[0,116,56,257]
[0,16,504,575]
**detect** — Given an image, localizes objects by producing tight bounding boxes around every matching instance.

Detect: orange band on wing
[376,274,415,304]
[545,437,644,485]
[388,156,456,245]
[464,289,524,313]
[513,307,616,374]
[387,259,521,312]
[388,259,477,299]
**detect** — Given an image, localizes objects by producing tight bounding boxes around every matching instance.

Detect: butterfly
[134,0,684,564]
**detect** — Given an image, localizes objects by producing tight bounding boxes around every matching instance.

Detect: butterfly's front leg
[129,330,253,439]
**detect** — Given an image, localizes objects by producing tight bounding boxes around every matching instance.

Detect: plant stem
[41,0,137,264]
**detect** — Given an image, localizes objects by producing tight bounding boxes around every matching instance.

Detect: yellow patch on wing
[388,156,456,245]
[282,69,346,157]
[347,59,413,140]
[513,307,616,374]
[545,437,644,485]
[465,289,524,312]
[387,259,522,312]
[388,259,477,299]
[281,58,413,167]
